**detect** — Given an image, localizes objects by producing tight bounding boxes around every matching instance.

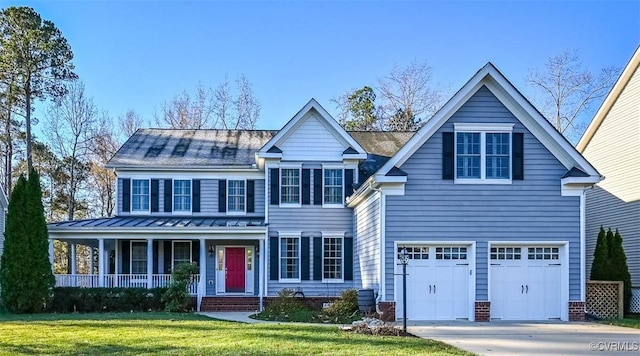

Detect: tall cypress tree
[0,170,54,313]
[590,226,609,280]
[610,229,632,313]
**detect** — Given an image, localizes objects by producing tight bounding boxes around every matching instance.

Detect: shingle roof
[107,129,414,173]
[107,129,278,168]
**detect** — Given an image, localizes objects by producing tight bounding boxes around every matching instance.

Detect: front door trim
[215,244,255,295]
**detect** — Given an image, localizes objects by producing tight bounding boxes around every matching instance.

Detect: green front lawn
[0,312,471,355]
[598,317,640,329]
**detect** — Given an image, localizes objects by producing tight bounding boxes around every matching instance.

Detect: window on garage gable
[454,123,513,182]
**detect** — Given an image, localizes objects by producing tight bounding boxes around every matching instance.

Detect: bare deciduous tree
[45,81,97,221]
[527,49,620,140]
[119,109,145,138]
[156,75,261,130]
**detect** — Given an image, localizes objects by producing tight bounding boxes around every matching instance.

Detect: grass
[0,312,472,355]
[598,315,640,329]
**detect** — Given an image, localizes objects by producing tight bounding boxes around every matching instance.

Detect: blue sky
[9,1,640,131]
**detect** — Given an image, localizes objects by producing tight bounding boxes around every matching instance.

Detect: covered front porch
[47,216,268,311]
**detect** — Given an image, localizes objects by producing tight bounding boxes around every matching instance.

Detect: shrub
[0,171,55,313]
[591,227,633,313]
[48,287,167,313]
[255,289,318,322]
[323,289,360,323]
[162,263,199,312]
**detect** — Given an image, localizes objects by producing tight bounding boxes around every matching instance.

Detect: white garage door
[396,245,470,320]
[490,246,562,320]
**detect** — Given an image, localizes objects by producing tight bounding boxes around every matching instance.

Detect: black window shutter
[344,169,354,198]
[442,132,455,180]
[247,180,255,213]
[218,180,227,213]
[122,179,131,212]
[313,237,322,280]
[192,180,201,212]
[164,241,172,273]
[512,132,524,180]
[151,179,159,212]
[270,169,279,205]
[302,169,311,205]
[164,180,172,212]
[269,236,279,280]
[152,241,159,274]
[344,237,353,281]
[122,240,130,274]
[301,236,310,280]
[313,169,323,205]
[191,240,199,264]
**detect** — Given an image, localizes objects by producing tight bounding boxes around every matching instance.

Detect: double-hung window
[280,235,300,280]
[173,179,191,212]
[130,241,147,274]
[455,124,513,183]
[131,179,150,212]
[280,168,300,205]
[227,180,246,213]
[172,241,192,268]
[323,169,343,205]
[323,235,343,281]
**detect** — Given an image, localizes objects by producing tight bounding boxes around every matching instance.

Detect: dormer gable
[256,99,367,166]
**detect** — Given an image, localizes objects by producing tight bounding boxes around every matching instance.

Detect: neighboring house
[48,63,599,321]
[577,47,640,292]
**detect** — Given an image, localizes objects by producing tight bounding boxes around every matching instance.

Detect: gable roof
[257,98,367,158]
[577,46,640,152]
[376,62,601,181]
[107,129,277,169]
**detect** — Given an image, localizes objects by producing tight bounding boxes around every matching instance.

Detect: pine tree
[0,170,54,313]
[590,226,609,280]
[610,229,632,313]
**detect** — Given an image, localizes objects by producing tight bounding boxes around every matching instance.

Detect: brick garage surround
[475,301,491,322]
[568,301,585,321]
[378,301,396,322]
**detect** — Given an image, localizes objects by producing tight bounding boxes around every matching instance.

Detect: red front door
[225,247,245,293]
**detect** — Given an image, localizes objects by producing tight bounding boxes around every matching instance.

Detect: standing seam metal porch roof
[47,216,266,230]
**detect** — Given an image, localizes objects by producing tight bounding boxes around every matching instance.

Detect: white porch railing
[54,274,200,294]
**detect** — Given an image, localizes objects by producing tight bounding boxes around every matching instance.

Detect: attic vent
[172,138,191,157]
[145,144,165,158]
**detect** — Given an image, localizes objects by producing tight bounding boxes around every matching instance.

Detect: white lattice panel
[630,288,640,313]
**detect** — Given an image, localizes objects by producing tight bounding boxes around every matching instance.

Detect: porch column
[259,238,265,311]
[48,239,54,271]
[198,239,206,312]
[147,238,154,289]
[98,238,105,287]
[70,243,77,286]
[89,247,95,275]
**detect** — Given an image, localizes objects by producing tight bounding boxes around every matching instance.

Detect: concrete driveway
[408,321,640,355]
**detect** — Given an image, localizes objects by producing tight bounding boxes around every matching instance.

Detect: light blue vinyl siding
[354,193,381,291]
[384,86,581,301]
[118,178,265,217]
[267,163,354,296]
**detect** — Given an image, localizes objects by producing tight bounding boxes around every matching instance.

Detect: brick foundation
[475,301,491,322]
[378,301,396,322]
[568,301,585,321]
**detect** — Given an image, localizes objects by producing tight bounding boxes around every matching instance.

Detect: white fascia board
[342,153,368,160]
[255,152,283,159]
[373,174,407,183]
[113,166,259,173]
[117,170,265,179]
[561,176,602,185]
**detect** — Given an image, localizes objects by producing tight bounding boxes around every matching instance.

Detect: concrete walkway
[408,320,640,356]
[197,311,348,327]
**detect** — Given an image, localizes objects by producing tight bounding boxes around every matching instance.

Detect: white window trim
[279,166,302,208]
[321,232,344,283]
[172,240,193,269]
[279,232,301,282]
[322,168,345,208]
[226,179,247,215]
[130,240,148,275]
[130,179,151,215]
[172,179,192,215]
[454,123,513,185]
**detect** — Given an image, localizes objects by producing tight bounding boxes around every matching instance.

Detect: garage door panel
[490,245,563,321]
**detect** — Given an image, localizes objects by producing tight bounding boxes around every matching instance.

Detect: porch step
[200,297,260,312]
